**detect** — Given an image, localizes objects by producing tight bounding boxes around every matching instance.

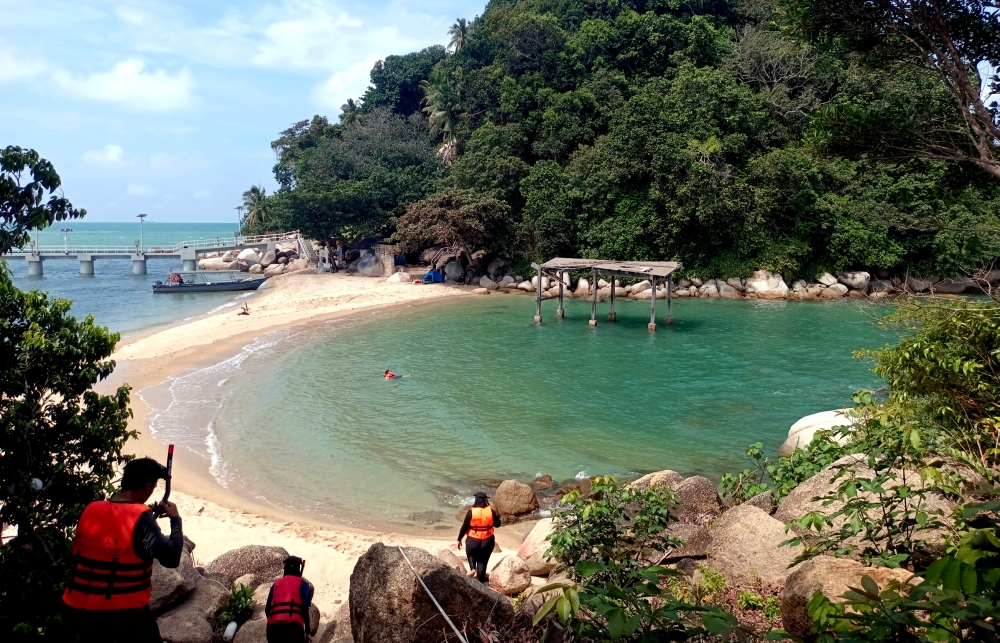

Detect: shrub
[219,584,254,626]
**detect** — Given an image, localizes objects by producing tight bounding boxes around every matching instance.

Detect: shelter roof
[539,258,682,279]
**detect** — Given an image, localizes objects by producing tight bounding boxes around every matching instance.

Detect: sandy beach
[107,269,536,617]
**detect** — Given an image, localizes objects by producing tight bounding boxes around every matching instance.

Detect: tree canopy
[1,147,85,255]
[247,0,1000,279]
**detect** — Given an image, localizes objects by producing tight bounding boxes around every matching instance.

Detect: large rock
[774,455,956,559]
[517,518,558,575]
[517,281,535,292]
[657,523,711,561]
[744,490,776,515]
[479,275,499,290]
[319,602,352,643]
[906,276,934,293]
[932,277,975,294]
[204,545,289,586]
[838,271,869,291]
[574,278,590,296]
[707,504,804,586]
[778,409,853,456]
[157,579,229,643]
[221,250,237,262]
[198,257,237,271]
[350,543,514,643]
[237,248,261,264]
[248,263,263,274]
[487,255,512,278]
[725,278,746,293]
[673,476,723,525]
[698,280,720,298]
[488,556,531,595]
[494,480,539,517]
[629,470,684,491]
[745,270,789,299]
[816,272,838,286]
[386,271,412,283]
[434,547,466,572]
[232,618,266,643]
[263,264,285,277]
[820,283,848,298]
[260,250,276,267]
[443,261,465,282]
[780,556,914,637]
[151,549,199,614]
[716,281,743,299]
[290,258,310,271]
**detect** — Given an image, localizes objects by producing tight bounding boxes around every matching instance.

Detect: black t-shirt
[121,505,183,568]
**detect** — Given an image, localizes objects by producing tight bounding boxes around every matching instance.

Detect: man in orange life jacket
[62,457,184,643]
[456,491,501,583]
[265,556,314,643]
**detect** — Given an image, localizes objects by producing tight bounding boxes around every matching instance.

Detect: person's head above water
[473,491,489,508]
[384,369,393,377]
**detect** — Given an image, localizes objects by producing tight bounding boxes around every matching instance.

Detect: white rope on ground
[397,545,469,643]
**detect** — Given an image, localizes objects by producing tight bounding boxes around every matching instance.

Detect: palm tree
[447,18,470,53]
[241,185,268,230]
[420,68,463,148]
[340,98,359,126]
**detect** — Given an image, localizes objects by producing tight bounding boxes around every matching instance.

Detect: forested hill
[252,0,1000,280]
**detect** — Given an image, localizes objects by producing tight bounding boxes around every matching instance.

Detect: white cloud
[127,184,156,196]
[54,60,194,110]
[193,189,212,199]
[0,47,46,82]
[253,7,367,69]
[83,144,125,164]
[313,54,381,108]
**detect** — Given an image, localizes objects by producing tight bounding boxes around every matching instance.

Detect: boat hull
[153,278,266,293]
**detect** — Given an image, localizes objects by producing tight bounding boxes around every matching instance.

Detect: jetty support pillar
[589,268,598,327]
[131,254,147,275]
[666,279,673,325]
[557,270,565,318]
[534,263,542,324]
[648,280,657,331]
[608,276,617,322]
[78,254,94,275]
[27,255,43,276]
[180,247,198,272]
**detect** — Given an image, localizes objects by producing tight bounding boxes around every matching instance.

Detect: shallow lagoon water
[145,295,891,528]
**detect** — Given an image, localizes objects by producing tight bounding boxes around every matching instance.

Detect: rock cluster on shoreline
[398,262,997,301]
[196,242,309,276]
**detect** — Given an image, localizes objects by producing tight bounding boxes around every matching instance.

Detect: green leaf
[576,561,603,578]
[533,595,561,627]
[556,596,571,624]
[608,608,625,639]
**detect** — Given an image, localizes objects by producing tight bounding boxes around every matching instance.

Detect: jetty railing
[9,230,302,256]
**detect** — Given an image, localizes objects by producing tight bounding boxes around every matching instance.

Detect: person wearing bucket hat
[457,491,501,582]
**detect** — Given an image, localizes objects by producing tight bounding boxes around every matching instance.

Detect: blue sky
[0,0,486,223]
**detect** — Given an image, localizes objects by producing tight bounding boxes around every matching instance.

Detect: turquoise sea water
[142,295,892,529]
[6,222,254,335]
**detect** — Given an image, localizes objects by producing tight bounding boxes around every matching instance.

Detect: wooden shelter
[531,258,683,330]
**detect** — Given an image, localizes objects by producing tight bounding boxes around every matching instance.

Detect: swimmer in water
[384,370,395,379]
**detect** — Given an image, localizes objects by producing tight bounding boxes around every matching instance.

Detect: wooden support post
[666,278,673,325]
[589,268,598,327]
[648,280,657,331]
[557,270,565,318]
[534,263,543,324]
[608,276,617,322]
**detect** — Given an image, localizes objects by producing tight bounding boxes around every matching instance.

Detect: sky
[0,0,486,223]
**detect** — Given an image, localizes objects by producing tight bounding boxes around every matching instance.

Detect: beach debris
[238,303,250,316]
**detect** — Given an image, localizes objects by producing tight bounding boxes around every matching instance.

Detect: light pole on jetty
[137,213,147,252]
[235,206,244,240]
[60,228,72,254]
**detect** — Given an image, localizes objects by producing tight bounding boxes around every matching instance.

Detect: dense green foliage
[538,477,757,641]
[1,147,85,255]
[250,0,999,278]
[0,264,133,639]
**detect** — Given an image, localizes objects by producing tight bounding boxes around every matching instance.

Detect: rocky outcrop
[494,480,539,517]
[263,264,285,277]
[157,578,229,643]
[517,518,557,575]
[489,556,531,595]
[248,263,263,274]
[774,455,956,559]
[816,273,838,286]
[838,271,869,291]
[745,270,789,299]
[628,470,684,491]
[657,523,711,561]
[204,545,289,587]
[673,476,723,525]
[151,549,199,614]
[479,275,499,290]
[778,409,853,456]
[780,556,914,637]
[289,257,310,271]
[350,543,514,643]
[443,261,464,282]
[744,490,776,515]
[707,504,804,586]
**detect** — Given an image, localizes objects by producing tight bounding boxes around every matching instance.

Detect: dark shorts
[267,621,306,643]
[64,605,162,643]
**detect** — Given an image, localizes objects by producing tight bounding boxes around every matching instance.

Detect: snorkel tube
[152,444,174,518]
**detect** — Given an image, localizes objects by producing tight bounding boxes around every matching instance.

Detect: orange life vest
[62,501,153,611]
[267,575,306,627]
[467,506,494,540]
